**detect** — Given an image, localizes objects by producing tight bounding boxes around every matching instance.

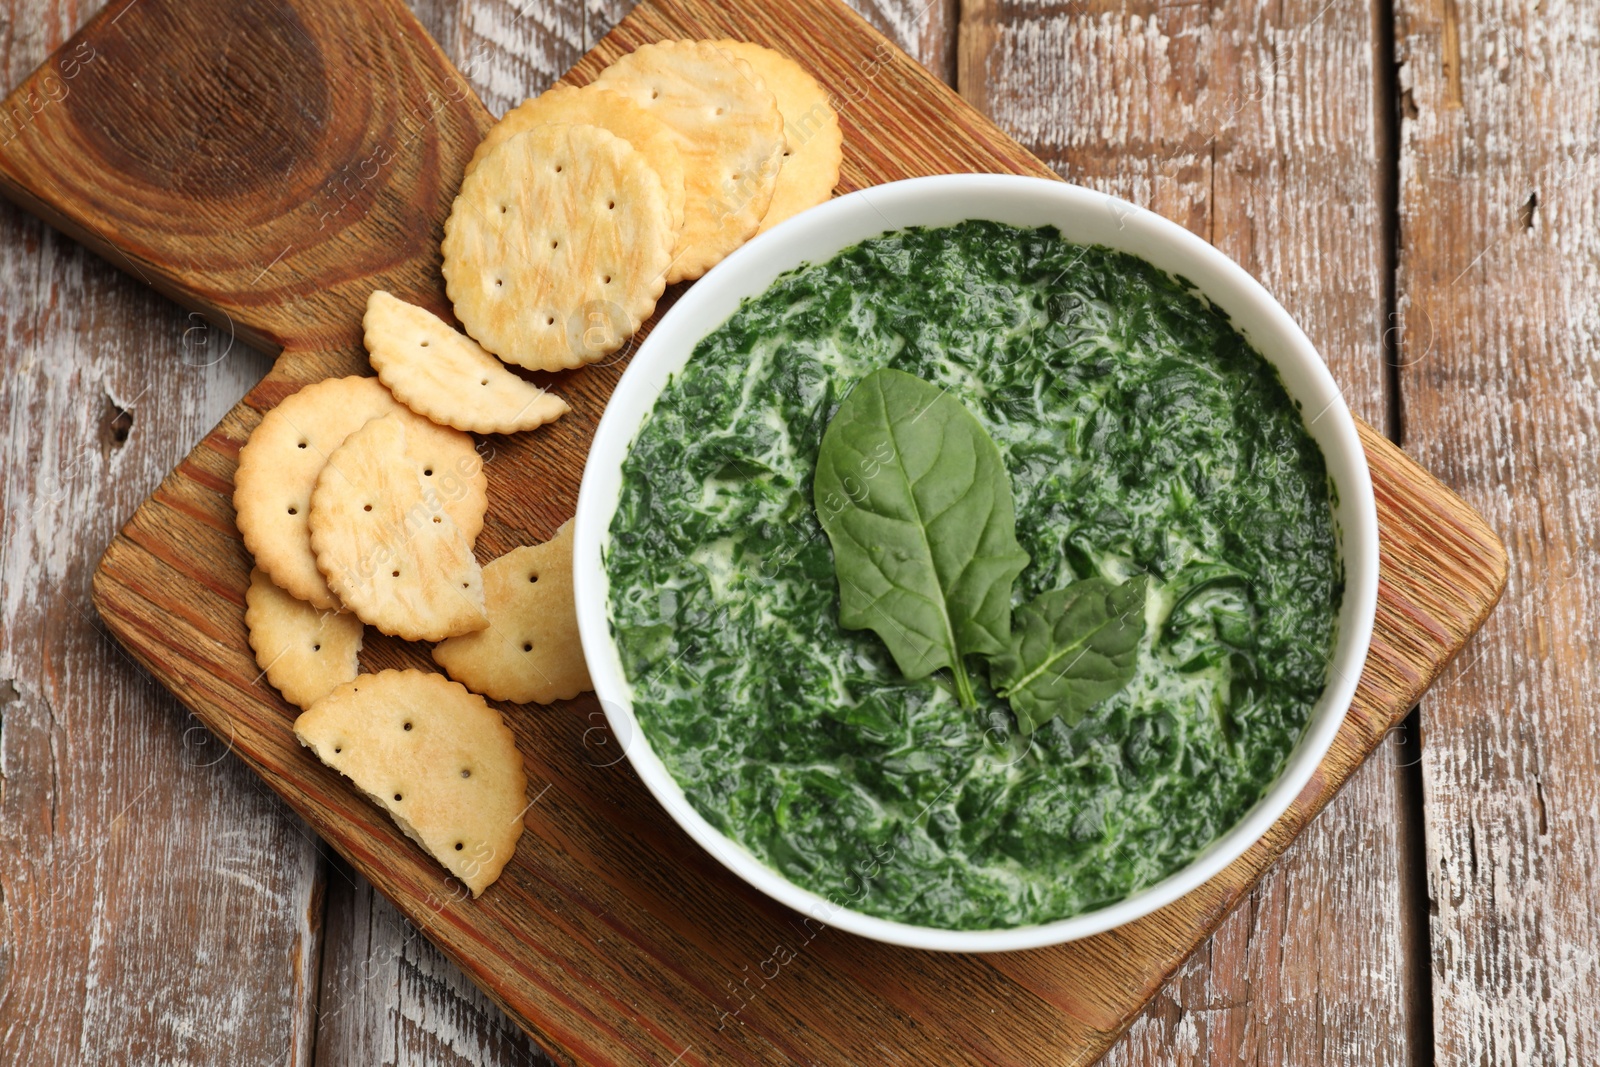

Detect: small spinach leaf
[990,576,1148,733]
[814,368,1030,707]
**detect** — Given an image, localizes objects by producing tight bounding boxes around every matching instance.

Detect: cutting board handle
[0,0,491,373]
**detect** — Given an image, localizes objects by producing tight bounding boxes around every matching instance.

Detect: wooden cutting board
[0,0,1507,1063]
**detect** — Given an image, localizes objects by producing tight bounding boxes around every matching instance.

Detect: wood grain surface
[1395,0,1600,1060]
[0,0,1539,1064]
[0,6,326,1064]
[960,1,1420,1061]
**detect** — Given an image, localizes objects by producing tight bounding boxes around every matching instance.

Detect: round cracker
[442,123,674,371]
[236,376,407,610]
[245,567,364,710]
[309,413,489,642]
[293,669,527,897]
[364,290,570,434]
[236,376,487,611]
[712,41,842,233]
[464,84,686,236]
[591,40,786,283]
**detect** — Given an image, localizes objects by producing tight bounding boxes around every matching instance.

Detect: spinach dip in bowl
[576,175,1378,950]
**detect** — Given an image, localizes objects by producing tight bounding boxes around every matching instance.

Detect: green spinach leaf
[990,576,1148,733]
[814,368,1030,708]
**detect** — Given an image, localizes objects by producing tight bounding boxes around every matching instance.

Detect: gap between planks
[1374,0,1441,1061]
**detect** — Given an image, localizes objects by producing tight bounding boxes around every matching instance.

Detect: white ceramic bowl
[573,174,1378,952]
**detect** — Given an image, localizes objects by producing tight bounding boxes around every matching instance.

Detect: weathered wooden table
[0,0,1592,1063]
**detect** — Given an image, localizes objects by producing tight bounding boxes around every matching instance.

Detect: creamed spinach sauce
[605,221,1341,929]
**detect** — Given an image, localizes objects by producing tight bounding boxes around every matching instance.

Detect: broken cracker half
[295,669,528,896]
[364,290,569,434]
[434,520,593,705]
[245,567,364,710]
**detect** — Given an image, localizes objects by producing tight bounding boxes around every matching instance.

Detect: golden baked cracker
[592,40,786,283]
[235,376,408,610]
[364,291,569,434]
[464,84,686,235]
[433,521,592,705]
[442,123,674,372]
[309,414,489,641]
[245,567,364,710]
[235,376,487,610]
[712,41,842,233]
[294,669,527,896]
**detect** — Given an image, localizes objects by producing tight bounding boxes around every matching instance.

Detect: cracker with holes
[712,41,841,234]
[364,290,569,434]
[309,413,489,641]
[592,40,786,283]
[294,669,527,896]
[235,376,410,610]
[465,84,686,237]
[433,520,592,705]
[442,123,674,371]
[245,567,363,710]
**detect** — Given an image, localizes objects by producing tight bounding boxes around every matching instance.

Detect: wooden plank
[0,0,1507,1062]
[328,1,1438,1058]
[959,2,1418,1062]
[314,856,551,1065]
[308,3,961,1060]
[304,1,589,1062]
[0,6,323,1064]
[851,0,955,80]
[1395,0,1600,1060]
[0,0,491,367]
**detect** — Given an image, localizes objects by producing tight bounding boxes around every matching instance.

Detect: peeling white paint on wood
[847,0,955,79]
[960,1,1415,1063]
[313,861,550,1066]
[4,0,1583,1063]
[0,11,322,1058]
[1396,0,1599,1062]
[282,3,603,1063]
[300,2,957,1062]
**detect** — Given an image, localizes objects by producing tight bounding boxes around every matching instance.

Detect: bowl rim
[573,173,1379,953]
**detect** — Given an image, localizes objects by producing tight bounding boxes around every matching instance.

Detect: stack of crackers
[235,40,842,896]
